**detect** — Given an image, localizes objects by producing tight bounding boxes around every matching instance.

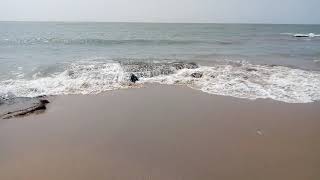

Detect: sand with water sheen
[0,85,319,180]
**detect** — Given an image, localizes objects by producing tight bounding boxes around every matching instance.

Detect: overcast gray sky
[0,0,319,24]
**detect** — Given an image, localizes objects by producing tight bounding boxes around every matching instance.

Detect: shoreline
[2,83,320,120]
[2,60,320,104]
[1,85,320,180]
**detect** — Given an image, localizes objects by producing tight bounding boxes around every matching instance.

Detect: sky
[0,0,319,24]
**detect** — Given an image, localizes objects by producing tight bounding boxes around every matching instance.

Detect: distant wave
[1,60,320,103]
[281,33,320,38]
[0,38,231,46]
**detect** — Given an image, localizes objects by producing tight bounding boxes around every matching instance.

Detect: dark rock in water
[121,61,176,78]
[0,97,50,119]
[191,72,203,78]
[185,62,199,69]
[294,34,309,37]
[246,68,258,72]
[268,64,278,67]
[172,63,184,70]
[130,74,139,83]
[67,70,75,77]
[121,61,199,78]
[172,62,199,70]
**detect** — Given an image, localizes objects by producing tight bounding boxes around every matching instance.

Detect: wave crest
[142,62,320,103]
[281,33,320,38]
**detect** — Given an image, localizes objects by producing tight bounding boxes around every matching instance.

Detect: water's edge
[1,60,320,104]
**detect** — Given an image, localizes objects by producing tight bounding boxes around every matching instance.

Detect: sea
[1,22,320,103]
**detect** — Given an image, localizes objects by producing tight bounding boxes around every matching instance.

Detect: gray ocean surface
[1,22,320,103]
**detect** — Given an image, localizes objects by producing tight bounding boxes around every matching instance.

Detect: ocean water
[1,22,320,103]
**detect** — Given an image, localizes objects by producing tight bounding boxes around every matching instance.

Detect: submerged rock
[122,61,175,78]
[0,97,50,119]
[185,62,199,69]
[121,61,199,78]
[243,76,249,80]
[246,68,258,72]
[191,72,203,78]
[130,74,139,83]
[294,34,311,37]
[172,62,199,70]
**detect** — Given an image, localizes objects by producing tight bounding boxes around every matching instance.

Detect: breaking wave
[1,60,320,103]
[281,33,320,38]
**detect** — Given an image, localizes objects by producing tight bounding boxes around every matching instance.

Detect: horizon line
[0,20,319,25]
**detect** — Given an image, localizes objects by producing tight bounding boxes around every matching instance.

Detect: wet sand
[0,85,320,180]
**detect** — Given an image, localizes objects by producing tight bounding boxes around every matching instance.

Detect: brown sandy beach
[0,85,319,180]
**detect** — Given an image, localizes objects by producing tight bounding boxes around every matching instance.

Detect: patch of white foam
[0,61,128,97]
[281,33,320,38]
[141,62,320,103]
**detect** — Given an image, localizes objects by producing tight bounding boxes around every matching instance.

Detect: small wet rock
[191,72,203,78]
[67,70,75,78]
[172,62,199,70]
[81,82,90,88]
[185,62,199,69]
[130,74,139,83]
[268,64,278,67]
[172,63,184,70]
[246,68,258,72]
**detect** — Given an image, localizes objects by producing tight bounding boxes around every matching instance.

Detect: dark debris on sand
[0,97,50,119]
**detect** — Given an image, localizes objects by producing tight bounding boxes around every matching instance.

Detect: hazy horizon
[1,20,320,25]
[1,0,319,24]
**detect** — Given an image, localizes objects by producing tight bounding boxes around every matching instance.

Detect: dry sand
[0,85,319,180]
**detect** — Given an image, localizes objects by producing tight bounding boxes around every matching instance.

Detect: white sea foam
[0,61,128,98]
[282,33,320,38]
[294,33,317,37]
[140,62,320,103]
[1,61,320,103]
